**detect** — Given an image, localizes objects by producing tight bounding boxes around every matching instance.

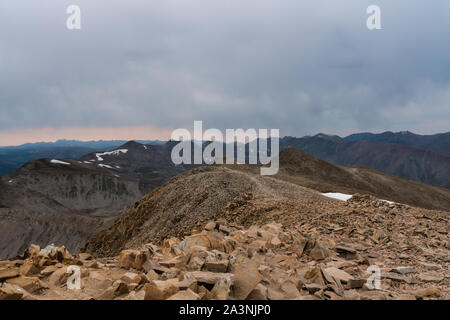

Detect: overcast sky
[0,0,449,145]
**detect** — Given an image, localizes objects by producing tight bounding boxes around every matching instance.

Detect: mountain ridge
[280,135,450,186]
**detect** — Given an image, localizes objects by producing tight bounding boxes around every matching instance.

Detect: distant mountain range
[344,131,450,154]
[0,139,165,176]
[280,132,450,187]
[0,131,449,186]
[0,139,166,150]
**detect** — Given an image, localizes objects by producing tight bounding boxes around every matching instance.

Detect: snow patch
[321,193,399,205]
[98,164,114,169]
[40,244,57,255]
[95,149,128,161]
[321,192,353,201]
[50,159,71,165]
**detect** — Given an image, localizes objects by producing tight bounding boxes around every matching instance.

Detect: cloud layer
[1,0,449,144]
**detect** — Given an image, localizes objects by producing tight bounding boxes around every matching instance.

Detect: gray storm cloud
[0,0,449,137]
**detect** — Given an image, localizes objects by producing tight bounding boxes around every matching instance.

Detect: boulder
[118,250,139,269]
[190,271,234,285]
[304,283,325,294]
[360,291,388,300]
[418,272,443,283]
[6,276,47,293]
[160,267,180,280]
[143,260,170,274]
[303,267,325,286]
[159,256,186,269]
[205,260,229,273]
[267,288,285,300]
[144,280,179,300]
[78,253,92,261]
[393,294,416,300]
[165,276,197,291]
[392,266,415,274]
[0,268,20,281]
[48,267,70,286]
[230,257,261,300]
[261,223,282,235]
[187,256,205,271]
[26,244,41,258]
[179,234,227,253]
[204,221,217,231]
[309,242,329,260]
[145,270,160,281]
[0,284,24,300]
[280,280,301,299]
[112,280,129,296]
[268,237,282,249]
[248,240,268,253]
[83,260,99,269]
[135,251,150,270]
[40,265,58,276]
[20,261,41,276]
[247,283,268,300]
[121,272,142,284]
[334,244,357,255]
[85,271,113,291]
[211,276,232,300]
[346,278,365,289]
[219,225,232,235]
[167,289,201,300]
[95,288,115,300]
[322,267,354,284]
[410,287,441,298]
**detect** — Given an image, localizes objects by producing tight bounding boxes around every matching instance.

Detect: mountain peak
[118,140,143,149]
[311,133,343,143]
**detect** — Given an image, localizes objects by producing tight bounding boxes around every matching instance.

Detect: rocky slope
[0,155,146,259]
[83,165,342,257]
[84,156,450,258]
[3,159,143,214]
[272,148,450,211]
[1,149,448,300]
[0,141,196,258]
[0,181,114,259]
[1,195,448,300]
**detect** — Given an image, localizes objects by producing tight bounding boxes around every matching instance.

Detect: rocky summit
[1,194,448,300]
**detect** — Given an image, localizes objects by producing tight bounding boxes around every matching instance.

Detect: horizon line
[0,127,448,148]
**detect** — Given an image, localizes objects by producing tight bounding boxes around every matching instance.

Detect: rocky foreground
[0,195,448,300]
